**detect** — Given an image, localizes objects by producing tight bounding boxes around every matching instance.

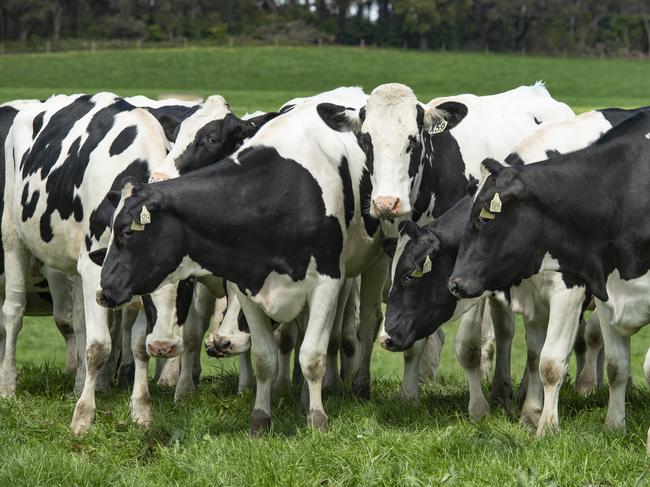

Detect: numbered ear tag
[410,268,424,278]
[422,255,432,274]
[140,206,151,225]
[479,208,495,220]
[489,193,502,213]
[431,120,448,134]
[131,220,145,231]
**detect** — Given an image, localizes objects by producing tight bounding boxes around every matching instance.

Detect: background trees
[1,0,648,56]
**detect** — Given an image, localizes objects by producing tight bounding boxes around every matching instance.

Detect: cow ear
[382,237,397,257]
[156,114,181,142]
[243,111,281,137]
[398,220,422,239]
[106,189,121,208]
[467,176,479,197]
[88,248,107,266]
[317,103,363,133]
[422,101,468,134]
[481,158,505,178]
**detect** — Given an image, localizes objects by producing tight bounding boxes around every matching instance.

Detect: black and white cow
[328,82,574,415]
[96,92,393,434]
[384,106,650,434]
[448,110,650,449]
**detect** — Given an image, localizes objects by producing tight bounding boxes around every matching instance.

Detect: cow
[448,110,650,449]
[96,92,394,434]
[326,81,574,414]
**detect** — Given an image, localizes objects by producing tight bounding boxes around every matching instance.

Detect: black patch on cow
[534,117,542,125]
[176,278,195,326]
[357,132,374,175]
[20,184,39,222]
[85,235,92,251]
[505,152,525,166]
[0,105,23,273]
[146,105,200,143]
[338,156,354,227]
[317,103,356,132]
[142,295,156,335]
[237,309,250,333]
[599,106,650,127]
[110,125,137,156]
[278,104,295,115]
[359,167,379,237]
[32,111,45,138]
[88,159,150,245]
[88,247,107,266]
[545,149,561,159]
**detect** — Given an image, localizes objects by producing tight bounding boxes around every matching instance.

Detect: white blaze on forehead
[158,95,232,178]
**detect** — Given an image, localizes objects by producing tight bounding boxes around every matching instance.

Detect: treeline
[1,0,650,57]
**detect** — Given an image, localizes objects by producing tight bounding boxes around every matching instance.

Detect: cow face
[151,95,278,180]
[95,184,186,307]
[382,220,460,351]
[449,159,541,299]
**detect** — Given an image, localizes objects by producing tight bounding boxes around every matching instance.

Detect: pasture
[2,46,650,485]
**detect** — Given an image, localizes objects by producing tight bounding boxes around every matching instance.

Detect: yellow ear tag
[140,206,151,225]
[410,268,424,278]
[422,255,432,274]
[431,120,447,134]
[490,192,502,213]
[479,208,495,220]
[131,220,145,231]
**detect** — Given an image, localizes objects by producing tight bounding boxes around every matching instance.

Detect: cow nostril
[391,198,400,211]
[385,337,394,350]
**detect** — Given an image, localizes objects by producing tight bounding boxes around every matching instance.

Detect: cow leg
[157,355,180,387]
[480,308,495,380]
[96,309,121,393]
[239,351,255,393]
[573,318,587,380]
[71,258,112,434]
[274,321,297,394]
[352,254,388,399]
[130,310,152,427]
[300,279,340,431]
[324,279,353,390]
[238,294,277,436]
[536,289,583,436]
[43,268,76,374]
[517,366,529,408]
[456,300,489,419]
[488,297,515,410]
[71,277,86,394]
[292,322,304,386]
[419,329,445,379]
[116,306,139,388]
[146,283,183,358]
[599,307,630,430]
[520,315,546,431]
[340,277,360,382]
[576,312,603,395]
[401,338,426,401]
[0,238,29,398]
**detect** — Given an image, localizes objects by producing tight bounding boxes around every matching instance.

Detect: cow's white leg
[419,328,444,379]
[239,350,255,393]
[96,309,121,393]
[340,277,359,382]
[480,308,495,380]
[71,277,86,394]
[274,321,297,394]
[599,306,630,430]
[456,300,489,419]
[402,338,426,401]
[157,355,180,387]
[577,312,603,395]
[520,315,546,430]
[146,283,183,358]
[488,297,515,409]
[175,320,202,401]
[44,268,76,374]
[573,318,587,380]
[537,289,583,436]
[300,279,340,431]
[352,255,387,399]
[116,305,139,388]
[238,293,277,435]
[0,237,30,398]
[71,257,112,434]
[324,281,351,390]
[130,310,151,427]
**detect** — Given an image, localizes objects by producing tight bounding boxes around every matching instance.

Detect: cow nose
[448,278,465,299]
[96,290,111,308]
[372,196,401,218]
[149,171,172,183]
[379,334,395,351]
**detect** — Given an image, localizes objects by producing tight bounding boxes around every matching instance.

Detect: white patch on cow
[280,86,366,112]
[124,95,198,109]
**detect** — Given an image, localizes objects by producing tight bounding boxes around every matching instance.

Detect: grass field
[2,46,650,485]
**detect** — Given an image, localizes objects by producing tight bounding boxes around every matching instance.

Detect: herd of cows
[2,82,650,452]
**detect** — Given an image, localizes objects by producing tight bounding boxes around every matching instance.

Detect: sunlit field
[2,46,650,485]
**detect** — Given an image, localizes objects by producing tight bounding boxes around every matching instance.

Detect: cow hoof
[238,382,255,394]
[0,369,17,398]
[0,383,16,399]
[604,415,625,431]
[520,408,541,431]
[131,397,152,428]
[490,383,513,409]
[174,380,195,402]
[576,376,595,397]
[71,401,95,435]
[250,409,271,436]
[536,416,559,437]
[116,362,135,389]
[468,397,490,420]
[351,380,371,400]
[272,379,291,397]
[308,410,328,431]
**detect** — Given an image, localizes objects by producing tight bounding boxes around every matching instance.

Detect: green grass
[2,46,650,485]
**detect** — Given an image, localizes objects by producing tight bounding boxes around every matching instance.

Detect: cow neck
[411,131,467,224]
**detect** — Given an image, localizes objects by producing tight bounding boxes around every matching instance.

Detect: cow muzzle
[149,171,175,183]
[372,196,405,219]
[448,277,482,299]
[96,288,132,309]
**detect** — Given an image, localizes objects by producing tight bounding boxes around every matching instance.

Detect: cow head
[95,182,192,308]
[381,197,475,351]
[150,95,279,180]
[449,159,539,299]
[317,83,467,219]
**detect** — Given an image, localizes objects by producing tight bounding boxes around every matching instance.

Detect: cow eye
[207,135,218,144]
